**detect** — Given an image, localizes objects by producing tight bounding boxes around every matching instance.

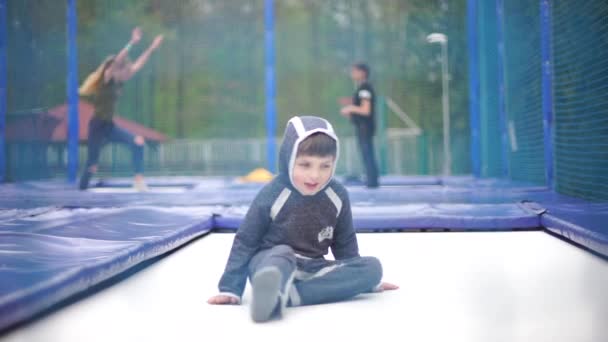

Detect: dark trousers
[81,118,143,180]
[354,123,379,187]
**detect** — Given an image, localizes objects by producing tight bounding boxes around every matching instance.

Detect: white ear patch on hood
[279,116,340,195]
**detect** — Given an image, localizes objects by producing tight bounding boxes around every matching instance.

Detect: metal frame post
[540,0,554,189]
[496,0,509,177]
[264,0,277,173]
[0,0,6,182]
[440,40,451,176]
[67,0,79,182]
[467,0,481,177]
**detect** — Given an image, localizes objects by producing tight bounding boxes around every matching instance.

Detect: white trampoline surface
[3,231,608,342]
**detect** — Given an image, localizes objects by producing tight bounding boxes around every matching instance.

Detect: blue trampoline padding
[543,215,608,258]
[0,207,60,223]
[213,203,541,231]
[0,207,215,331]
[0,176,562,210]
[538,202,608,258]
[352,204,540,230]
[0,175,607,332]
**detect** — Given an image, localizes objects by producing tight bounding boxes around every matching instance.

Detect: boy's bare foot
[378,282,399,291]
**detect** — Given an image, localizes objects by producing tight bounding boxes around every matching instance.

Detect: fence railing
[7,133,445,180]
[92,135,424,177]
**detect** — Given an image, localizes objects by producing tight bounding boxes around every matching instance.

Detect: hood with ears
[278,116,340,195]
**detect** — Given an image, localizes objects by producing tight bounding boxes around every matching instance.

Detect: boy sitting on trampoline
[208,116,398,322]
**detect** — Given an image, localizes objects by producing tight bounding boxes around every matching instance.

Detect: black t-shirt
[93,78,123,122]
[350,81,375,136]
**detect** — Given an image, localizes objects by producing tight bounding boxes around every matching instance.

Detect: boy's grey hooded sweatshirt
[218,116,359,299]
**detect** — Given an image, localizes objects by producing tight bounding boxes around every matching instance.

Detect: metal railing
[80,134,425,177]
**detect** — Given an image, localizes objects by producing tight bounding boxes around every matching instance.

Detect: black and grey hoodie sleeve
[329,183,360,260]
[217,189,272,300]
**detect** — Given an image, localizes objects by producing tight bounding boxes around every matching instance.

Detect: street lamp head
[427,33,447,44]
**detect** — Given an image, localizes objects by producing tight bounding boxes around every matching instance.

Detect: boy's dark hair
[353,62,370,79]
[297,133,337,158]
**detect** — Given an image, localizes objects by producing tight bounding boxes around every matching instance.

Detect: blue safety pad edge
[213,203,542,231]
[0,207,215,331]
[543,215,608,258]
[538,202,608,258]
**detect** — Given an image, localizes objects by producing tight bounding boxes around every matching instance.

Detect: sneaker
[133,179,149,192]
[250,267,282,323]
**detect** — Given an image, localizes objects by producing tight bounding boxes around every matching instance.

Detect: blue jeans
[248,245,382,306]
[84,117,144,174]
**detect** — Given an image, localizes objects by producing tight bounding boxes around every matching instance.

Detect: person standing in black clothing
[340,63,379,188]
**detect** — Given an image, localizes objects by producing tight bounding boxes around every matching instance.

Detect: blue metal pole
[66,0,79,182]
[264,0,277,173]
[540,0,554,189]
[377,96,388,175]
[495,0,509,177]
[0,0,6,182]
[467,0,481,177]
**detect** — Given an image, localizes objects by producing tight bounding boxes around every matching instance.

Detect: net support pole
[0,0,6,182]
[377,96,388,175]
[540,0,554,189]
[66,0,79,183]
[440,40,451,176]
[495,0,509,177]
[467,0,481,178]
[264,0,277,173]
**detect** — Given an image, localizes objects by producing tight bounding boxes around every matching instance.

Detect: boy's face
[293,154,335,195]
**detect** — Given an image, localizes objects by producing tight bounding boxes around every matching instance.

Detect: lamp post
[427,33,451,176]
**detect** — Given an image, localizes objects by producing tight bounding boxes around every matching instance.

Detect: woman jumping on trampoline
[78,27,164,191]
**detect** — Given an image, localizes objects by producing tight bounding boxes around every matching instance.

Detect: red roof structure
[5,100,168,143]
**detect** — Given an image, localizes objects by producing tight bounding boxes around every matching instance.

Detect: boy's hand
[378,282,399,291]
[208,294,240,305]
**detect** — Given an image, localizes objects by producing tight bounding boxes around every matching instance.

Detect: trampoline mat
[3,232,607,342]
[1,175,607,333]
